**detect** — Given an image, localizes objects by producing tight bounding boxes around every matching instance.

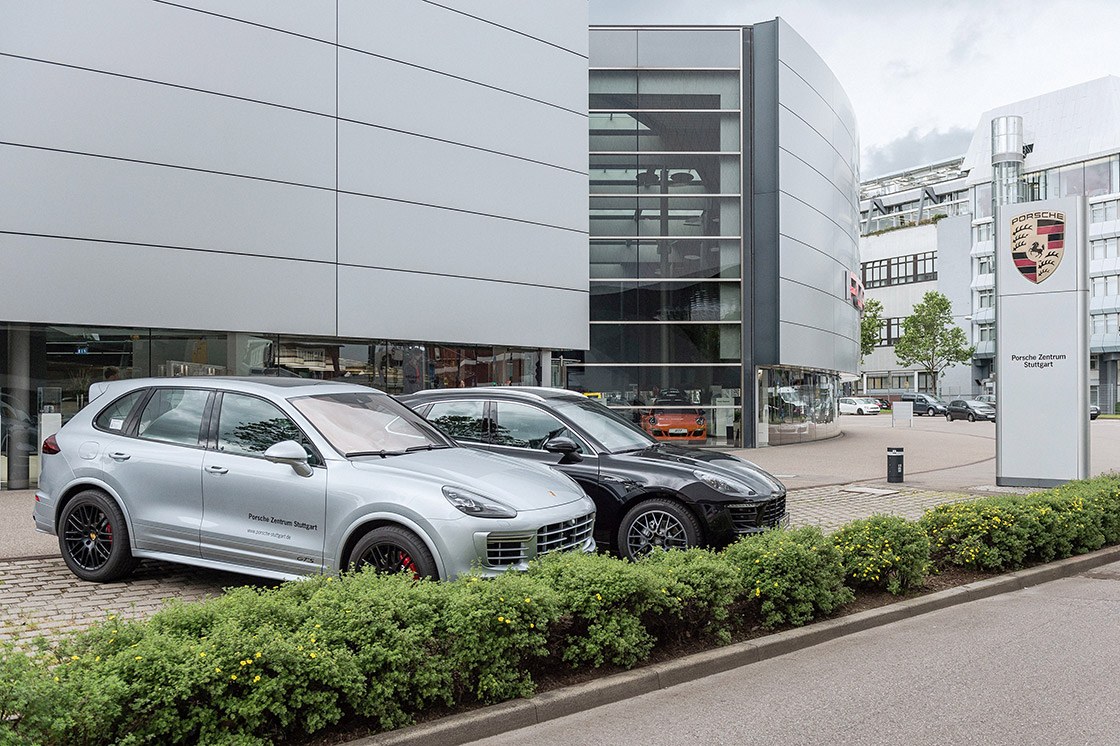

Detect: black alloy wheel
[59,489,137,582]
[945,413,952,421]
[927,407,936,417]
[617,498,700,560]
[348,525,437,579]
[856,408,864,415]
[968,412,976,422]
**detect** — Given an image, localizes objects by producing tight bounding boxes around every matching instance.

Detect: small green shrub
[723,526,853,629]
[833,514,929,594]
[921,475,1120,572]
[525,552,675,668]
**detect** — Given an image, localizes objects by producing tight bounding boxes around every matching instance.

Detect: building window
[972,222,993,242]
[1090,200,1118,223]
[1092,313,1120,335]
[978,322,995,342]
[914,251,936,281]
[977,289,994,309]
[865,375,888,390]
[917,372,935,393]
[891,375,912,391]
[861,252,936,288]
[863,259,888,288]
[977,255,994,275]
[1092,275,1120,297]
[877,317,902,347]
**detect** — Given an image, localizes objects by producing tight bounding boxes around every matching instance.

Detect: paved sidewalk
[0,558,260,646]
[0,484,977,647]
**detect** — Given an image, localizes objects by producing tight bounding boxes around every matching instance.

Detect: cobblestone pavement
[0,486,978,647]
[0,559,263,647]
[786,485,976,535]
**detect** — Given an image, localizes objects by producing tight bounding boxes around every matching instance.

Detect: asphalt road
[468,560,1120,746]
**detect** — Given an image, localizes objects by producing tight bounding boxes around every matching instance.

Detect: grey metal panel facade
[0,55,337,188]
[1,145,337,263]
[336,121,587,230]
[767,19,861,375]
[0,0,589,350]
[336,195,587,291]
[338,0,585,113]
[0,234,337,336]
[336,266,587,347]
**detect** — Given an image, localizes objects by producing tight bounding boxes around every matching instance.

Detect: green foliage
[5,476,1120,745]
[723,526,853,628]
[921,475,1120,572]
[525,552,675,668]
[833,515,930,594]
[860,298,884,362]
[893,291,975,396]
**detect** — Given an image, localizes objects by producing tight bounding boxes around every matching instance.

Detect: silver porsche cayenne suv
[34,378,595,582]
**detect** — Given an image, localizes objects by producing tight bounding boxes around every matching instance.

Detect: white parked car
[838,397,881,415]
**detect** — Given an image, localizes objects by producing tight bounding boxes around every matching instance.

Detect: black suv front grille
[728,495,786,531]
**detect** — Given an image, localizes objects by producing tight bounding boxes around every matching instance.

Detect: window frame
[209,390,323,466]
[487,400,591,454]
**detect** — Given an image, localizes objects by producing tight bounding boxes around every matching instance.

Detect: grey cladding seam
[150,0,588,115]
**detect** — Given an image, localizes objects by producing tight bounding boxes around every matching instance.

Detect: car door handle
[109,452,131,461]
[206,465,229,474]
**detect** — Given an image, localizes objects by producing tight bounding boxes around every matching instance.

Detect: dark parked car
[399,387,788,559]
[1091,404,1100,420]
[945,399,996,422]
[899,392,948,416]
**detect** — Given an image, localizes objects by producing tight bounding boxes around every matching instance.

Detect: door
[100,387,209,557]
[200,392,327,575]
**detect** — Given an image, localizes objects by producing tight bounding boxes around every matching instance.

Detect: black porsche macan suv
[398,387,788,560]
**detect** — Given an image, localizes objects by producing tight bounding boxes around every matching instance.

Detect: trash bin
[887,447,904,483]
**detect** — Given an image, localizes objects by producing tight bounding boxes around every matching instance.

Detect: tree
[859,298,884,363]
[894,291,975,397]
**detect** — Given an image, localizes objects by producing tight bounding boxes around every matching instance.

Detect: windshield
[552,398,656,453]
[291,391,451,456]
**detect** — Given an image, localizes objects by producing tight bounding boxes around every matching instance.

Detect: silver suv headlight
[442,486,518,518]
[693,470,757,497]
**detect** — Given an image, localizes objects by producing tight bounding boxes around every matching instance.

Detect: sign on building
[995,197,1089,487]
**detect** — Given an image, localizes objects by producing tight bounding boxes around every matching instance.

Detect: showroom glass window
[585,29,744,445]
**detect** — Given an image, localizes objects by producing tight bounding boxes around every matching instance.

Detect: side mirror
[263,440,314,477]
[543,436,583,464]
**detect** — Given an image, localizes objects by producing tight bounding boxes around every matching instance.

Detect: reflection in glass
[590,281,741,321]
[590,239,741,279]
[589,324,740,364]
[757,367,839,446]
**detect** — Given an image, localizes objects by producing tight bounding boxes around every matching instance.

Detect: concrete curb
[352,544,1120,746]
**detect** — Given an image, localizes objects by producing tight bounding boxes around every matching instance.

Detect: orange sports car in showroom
[641,404,708,443]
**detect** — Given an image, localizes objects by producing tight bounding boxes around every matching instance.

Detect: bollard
[887,447,904,483]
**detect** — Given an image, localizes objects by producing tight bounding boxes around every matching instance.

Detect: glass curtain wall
[0,322,540,488]
[577,35,744,446]
[757,367,840,446]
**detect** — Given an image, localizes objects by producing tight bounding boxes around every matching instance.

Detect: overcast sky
[589,0,1120,179]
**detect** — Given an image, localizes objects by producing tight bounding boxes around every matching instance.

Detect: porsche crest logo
[1010,210,1065,284]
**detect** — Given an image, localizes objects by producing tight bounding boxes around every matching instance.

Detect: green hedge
[3,475,1119,745]
[921,475,1120,572]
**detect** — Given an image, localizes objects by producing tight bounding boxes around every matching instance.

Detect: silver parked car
[34,378,595,583]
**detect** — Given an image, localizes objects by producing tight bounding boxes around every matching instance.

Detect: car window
[493,402,581,451]
[136,389,209,446]
[217,393,320,465]
[425,400,488,444]
[93,390,147,432]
